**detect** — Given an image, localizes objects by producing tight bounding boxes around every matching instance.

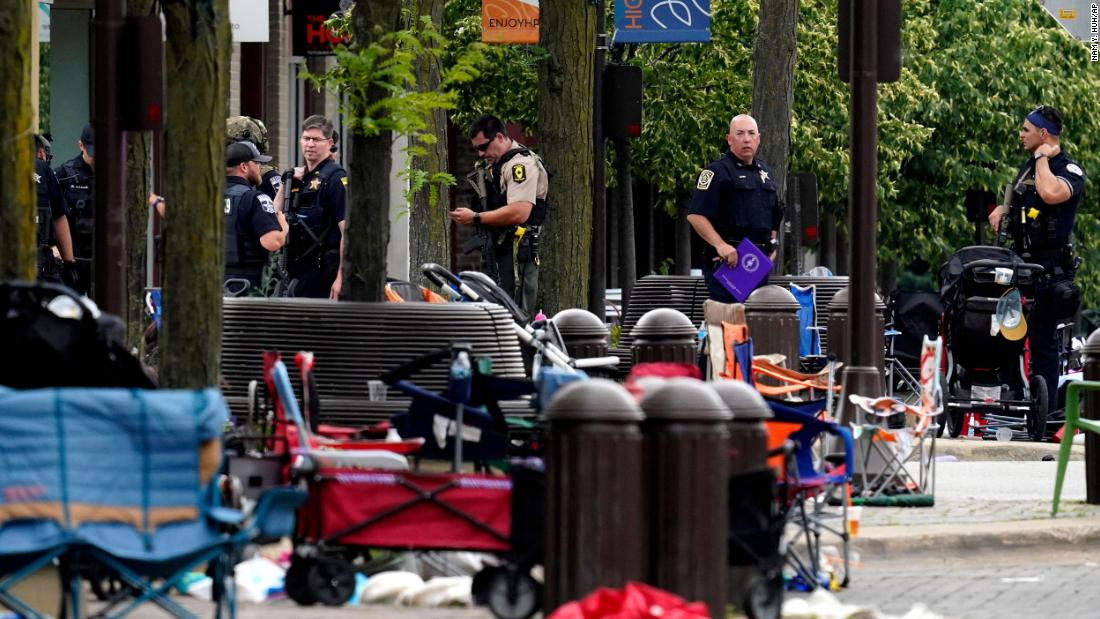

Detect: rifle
[461,166,500,284]
[995,183,1014,247]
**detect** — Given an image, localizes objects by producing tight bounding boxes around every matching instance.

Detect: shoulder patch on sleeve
[268,175,282,193]
[511,164,527,184]
[696,169,715,191]
[1066,163,1084,177]
[258,194,276,214]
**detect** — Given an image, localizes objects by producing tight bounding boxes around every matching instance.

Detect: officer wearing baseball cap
[54,123,96,295]
[224,141,288,294]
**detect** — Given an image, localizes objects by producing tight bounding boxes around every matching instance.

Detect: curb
[852,516,1100,561]
[934,438,1083,462]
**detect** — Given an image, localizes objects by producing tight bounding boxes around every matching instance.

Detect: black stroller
[939,246,1047,441]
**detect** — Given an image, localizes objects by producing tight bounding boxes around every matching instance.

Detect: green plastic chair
[1051,380,1100,517]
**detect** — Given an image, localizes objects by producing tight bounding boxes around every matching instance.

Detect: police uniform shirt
[498,141,548,206]
[1011,151,1085,244]
[226,176,282,248]
[35,159,67,243]
[292,157,347,251]
[687,152,781,251]
[55,154,95,206]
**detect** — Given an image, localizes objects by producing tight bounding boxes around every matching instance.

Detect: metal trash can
[1084,330,1100,504]
[711,380,781,618]
[553,308,610,362]
[745,285,802,370]
[543,379,647,612]
[640,378,730,618]
[826,286,886,368]
[631,308,698,365]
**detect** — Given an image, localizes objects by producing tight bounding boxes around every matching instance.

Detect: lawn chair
[0,386,305,619]
[766,401,854,590]
[1051,380,1100,517]
[848,336,942,502]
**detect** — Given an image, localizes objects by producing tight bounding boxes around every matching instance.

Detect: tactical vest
[56,158,95,259]
[286,160,343,275]
[714,155,777,234]
[224,181,268,277]
[488,148,548,226]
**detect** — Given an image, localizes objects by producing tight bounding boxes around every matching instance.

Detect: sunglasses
[474,139,492,153]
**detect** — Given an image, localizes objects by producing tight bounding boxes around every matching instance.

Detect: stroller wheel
[285,556,317,606]
[486,565,541,619]
[307,555,357,606]
[1027,375,1049,442]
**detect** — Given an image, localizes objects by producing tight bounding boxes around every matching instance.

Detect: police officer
[989,105,1084,414]
[687,114,782,303]
[54,123,95,295]
[34,134,78,288]
[226,116,282,201]
[224,142,288,294]
[275,115,346,299]
[450,114,548,316]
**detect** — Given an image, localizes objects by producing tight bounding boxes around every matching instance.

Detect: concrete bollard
[630,308,698,366]
[542,379,647,612]
[1083,329,1100,504]
[552,308,611,368]
[640,378,731,619]
[744,285,802,371]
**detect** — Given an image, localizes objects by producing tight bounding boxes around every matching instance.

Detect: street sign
[230,0,269,43]
[612,0,711,44]
[482,0,539,44]
[1038,0,1098,43]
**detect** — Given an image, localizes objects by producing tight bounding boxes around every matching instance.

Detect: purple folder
[713,238,774,302]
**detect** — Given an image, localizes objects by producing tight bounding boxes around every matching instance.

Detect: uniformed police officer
[34,134,78,288]
[687,114,782,303]
[224,142,288,294]
[989,105,1084,414]
[450,114,549,316]
[54,123,95,295]
[226,116,282,201]
[275,115,347,299]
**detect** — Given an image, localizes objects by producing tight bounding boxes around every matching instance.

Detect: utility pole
[94,0,127,317]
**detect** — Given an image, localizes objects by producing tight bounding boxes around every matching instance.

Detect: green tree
[0,3,36,282]
[536,0,597,314]
[159,0,231,388]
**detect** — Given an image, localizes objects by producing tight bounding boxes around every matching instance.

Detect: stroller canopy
[939,245,1025,301]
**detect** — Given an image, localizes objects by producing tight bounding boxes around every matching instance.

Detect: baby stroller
[939,246,1046,441]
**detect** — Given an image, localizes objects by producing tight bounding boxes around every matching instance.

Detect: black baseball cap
[226,141,272,167]
[80,123,94,156]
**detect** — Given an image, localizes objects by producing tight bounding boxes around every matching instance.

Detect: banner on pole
[613,0,711,44]
[482,0,539,44]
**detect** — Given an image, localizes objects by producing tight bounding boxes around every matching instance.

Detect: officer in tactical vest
[34,134,77,288]
[687,114,782,303]
[224,142,288,293]
[226,116,282,201]
[989,105,1085,415]
[450,114,548,316]
[54,123,95,295]
[275,115,347,299]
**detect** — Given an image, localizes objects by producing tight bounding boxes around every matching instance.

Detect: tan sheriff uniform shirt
[499,140,548,207]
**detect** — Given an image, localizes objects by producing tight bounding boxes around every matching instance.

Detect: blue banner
[613,0,711,44]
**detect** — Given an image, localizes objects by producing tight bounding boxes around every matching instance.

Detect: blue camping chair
[0,387,304,619]
[767,400,855,590]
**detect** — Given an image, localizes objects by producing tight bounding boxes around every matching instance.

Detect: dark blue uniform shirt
[687,152,781,258]
[1009,151,1085,250]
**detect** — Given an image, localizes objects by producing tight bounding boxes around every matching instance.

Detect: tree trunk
[126,0,156,353]
[0,3,36,282]
[751,0,798,207]
[409,0,449,287]
[341,2,403,302]
[614,139,636,308]
[159,0,230,388]
[537,0,596,315]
